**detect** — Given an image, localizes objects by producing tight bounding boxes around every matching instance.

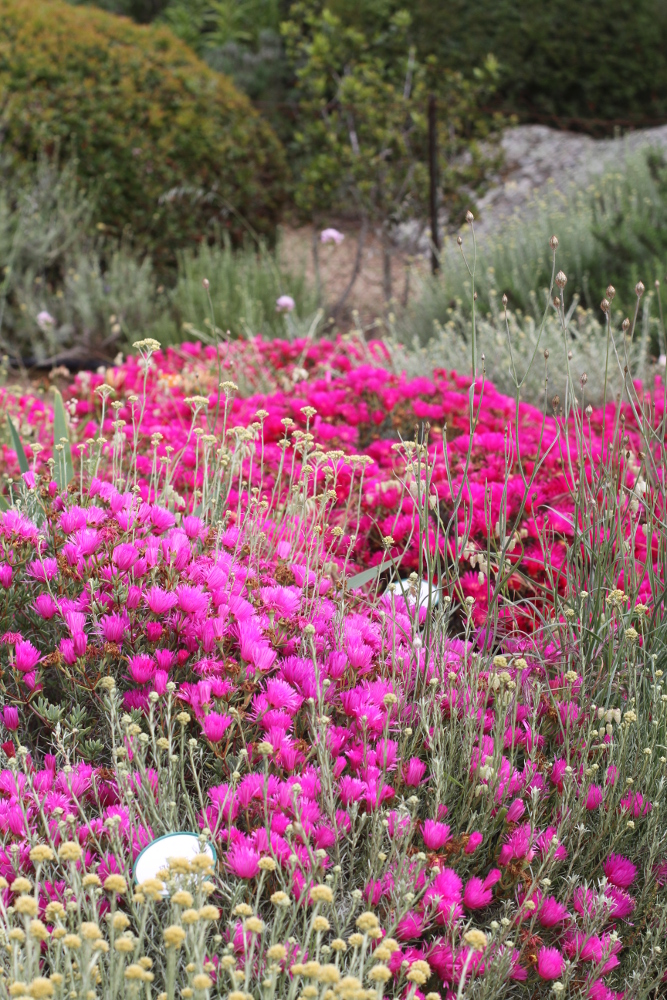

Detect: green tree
[283,1,501,308]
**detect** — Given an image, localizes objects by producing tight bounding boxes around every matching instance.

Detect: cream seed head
[163,926,186,948]
[310,884,333,904]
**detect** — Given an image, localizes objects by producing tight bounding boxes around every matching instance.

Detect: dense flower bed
[0,337,664,1000]
[1,335,661,618]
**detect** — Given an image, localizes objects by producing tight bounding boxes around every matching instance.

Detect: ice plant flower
[537,947,565,980]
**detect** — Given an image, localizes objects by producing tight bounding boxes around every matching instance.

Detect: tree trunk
[332,216,368,319]
[382,229,392,304]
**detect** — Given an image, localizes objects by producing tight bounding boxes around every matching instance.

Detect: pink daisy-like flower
[537,947,565,980]
[603,853,637,888]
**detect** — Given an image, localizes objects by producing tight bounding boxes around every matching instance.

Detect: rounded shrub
[0,0,287,264]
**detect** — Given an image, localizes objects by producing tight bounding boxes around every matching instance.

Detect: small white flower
[276,295,295,313]
[320,228,345,245]
[36,310,55,331]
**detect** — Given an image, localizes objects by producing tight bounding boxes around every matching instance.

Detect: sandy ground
[279,222,432,328]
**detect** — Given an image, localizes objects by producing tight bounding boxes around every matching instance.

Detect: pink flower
[176,585,209,617]
[27,558,57,581]
[422,820,451,850]
[36,310,55,330]
[498,823,533,865]
[155,649,176,671]
[0,565,12,589]
[603,853,637,888]
[505,798,525,823]
[149,505,175,533]
[144,586,179,615]
[202,712,233,743]
[539,897,569,927]
[227,844,260,878]
[2,708,19,731]
[605,887,635,919]
[465,832,483,854]
[182,515,205,539]
[403,757,427,785]
[128,654,155,685]
[32,594,58,619]
[620,790,651,817]
[59,638,76,665]
[14,640,41,672]
[396,910,424,940]
[276,295,295,313]
[112,543,139,572]
[100,614,127,643]
[59,507,87,534]
[320,228,345,245]
[463,877,493,909]
[146,621,162,642]
[586,784,603,809]
[537,947,565,980]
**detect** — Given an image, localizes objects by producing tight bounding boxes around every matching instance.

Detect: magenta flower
[536,947,564,980]
[0,565,12,589]
[182,515,205,539]
[72,632,87,658]
[59,507,87,534]
[463,877,493,909]
[422,819,451,850]
[538,896,569,927]
[201,712,233,742]
[586,784,603,809]
[100,614,127,643]
[128,654,156,685]
[144,586,179,615]
[59,638,76,665]
[505,797,525,823]
[603,853,637,888]
[27,558,57,581]
[149,505,175,533]
[227,844,260,878]
[403,757,426,785]
[176,585,209,616]
[2,708,19,731]
[74,528,101,557]
[1,510,39,542]
[465,831,483,854]
[396,910,424,941]
[32,594,58,619]
[155,648,176,671]
[14,640,42,672]
[499,823,533,865]
[112,543,139,572]
[605,887,635,918]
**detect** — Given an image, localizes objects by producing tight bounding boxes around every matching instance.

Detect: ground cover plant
[0,239,666,1000]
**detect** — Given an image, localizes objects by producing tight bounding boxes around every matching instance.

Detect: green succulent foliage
[282,1,502,231]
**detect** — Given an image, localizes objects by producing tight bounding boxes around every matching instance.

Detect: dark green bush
[0,0,288,266]
[407,0,667,127]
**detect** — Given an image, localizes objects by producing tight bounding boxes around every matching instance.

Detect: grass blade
[52,388,74,489]
[348,555,402,590]
[6,415,29,476]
